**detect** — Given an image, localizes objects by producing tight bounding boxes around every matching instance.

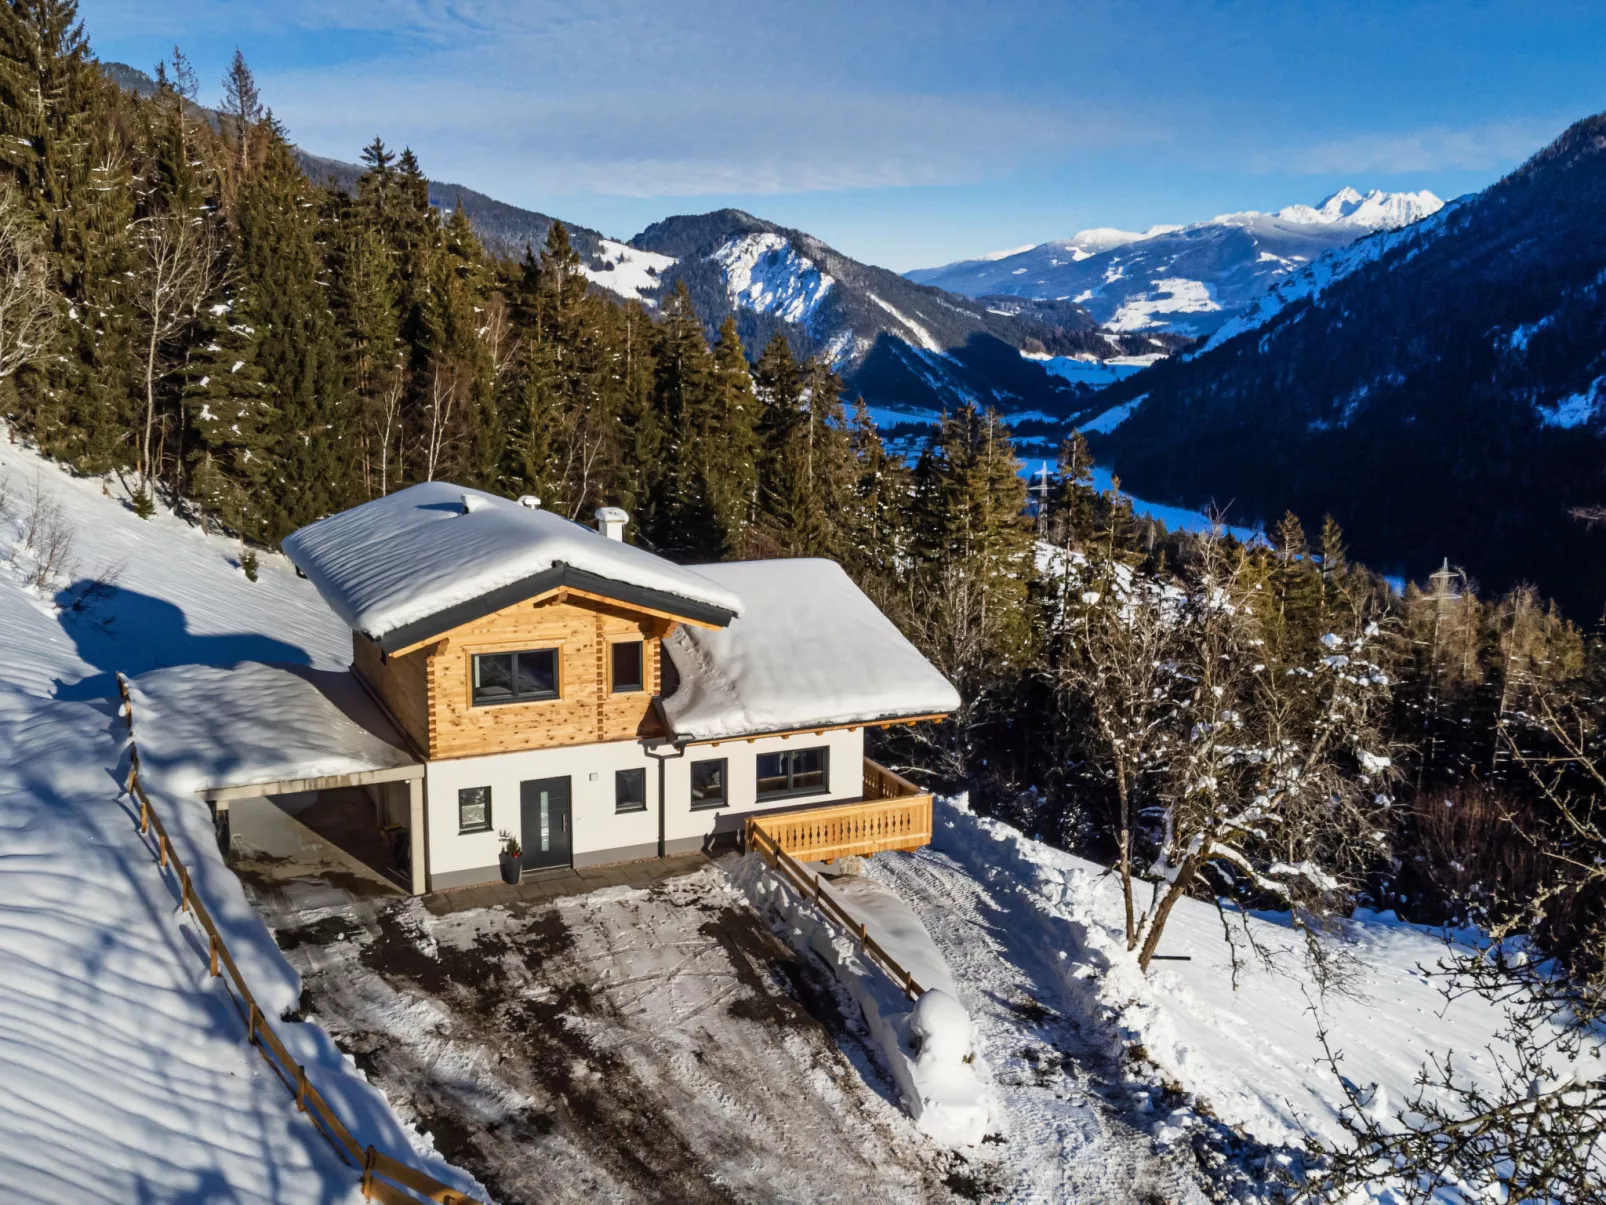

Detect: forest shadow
[50,580,310,701]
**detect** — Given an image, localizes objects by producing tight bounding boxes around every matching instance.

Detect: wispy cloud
[1269,119,1564,175]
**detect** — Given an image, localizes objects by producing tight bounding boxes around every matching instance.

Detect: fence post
[209,933,220,977]
[247,1002,260,1047]
[362,1146,377,1199]
[295,1065,308,1112]
[159,832,168,869]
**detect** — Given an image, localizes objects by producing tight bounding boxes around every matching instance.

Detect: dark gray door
[520,777,572,870]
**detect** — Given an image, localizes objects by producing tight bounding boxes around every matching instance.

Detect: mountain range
[907,188,1443,338]
[1085,114,1606,616]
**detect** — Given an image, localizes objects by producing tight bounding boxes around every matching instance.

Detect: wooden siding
[351,594,667,760]
[352,633,430,752]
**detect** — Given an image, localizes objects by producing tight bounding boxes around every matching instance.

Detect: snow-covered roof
[130,663,419,795]
[661,559,960,742]
[282,483,743,651]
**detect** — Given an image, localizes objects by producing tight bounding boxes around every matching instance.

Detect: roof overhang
[196,761,424,803]
[371,562,738,654]
[673,711,951,747]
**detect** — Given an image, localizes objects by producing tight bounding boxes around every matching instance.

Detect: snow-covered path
[868,848,1211,1205]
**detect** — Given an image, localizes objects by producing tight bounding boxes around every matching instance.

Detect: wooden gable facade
[352,589,682,760]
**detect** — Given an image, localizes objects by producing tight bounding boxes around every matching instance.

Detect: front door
[520,777,572,871]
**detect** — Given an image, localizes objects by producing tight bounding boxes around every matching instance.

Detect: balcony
[745,758,934,862]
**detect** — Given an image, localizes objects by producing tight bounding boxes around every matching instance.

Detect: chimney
[461,493,487,514]
[594,506,629,541]
[518,495,541,509]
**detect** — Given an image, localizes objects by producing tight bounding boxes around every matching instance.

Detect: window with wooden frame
[689,758,727,810]
[610,639,644,694]
[458,785,491,833]
[755,747,828,801]
[471,648,559,706]
[615,767,647,813]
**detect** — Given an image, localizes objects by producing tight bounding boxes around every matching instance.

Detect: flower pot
[498,851,522,886]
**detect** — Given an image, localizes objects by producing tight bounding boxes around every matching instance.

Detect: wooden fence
[115,674,484,1205]
[746,760,933,864]
[745,817,927,1002]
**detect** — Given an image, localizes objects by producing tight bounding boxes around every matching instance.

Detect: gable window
[756,747,828,801]
[615,767,647,813]
[689,759,727,810]
[472,648,558,706]
[610,640,644,693]
[458,785,491,833]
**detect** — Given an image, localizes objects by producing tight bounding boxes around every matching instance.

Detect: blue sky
[79,1,1604,271]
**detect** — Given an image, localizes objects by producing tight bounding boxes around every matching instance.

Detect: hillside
[1088,115,1606,616]
[909,188,1442,338]
[626,209,1182,415]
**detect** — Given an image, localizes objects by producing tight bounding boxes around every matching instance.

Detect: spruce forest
[1,8,1605,1197]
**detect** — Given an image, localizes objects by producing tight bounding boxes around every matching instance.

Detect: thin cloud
[268,68,1154,198]
[1270,119,1563,175]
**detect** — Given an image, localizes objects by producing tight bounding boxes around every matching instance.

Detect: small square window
[458,785,491,833]
[611,640,644,693]
[615,767,647,813]
[690,759,727,810]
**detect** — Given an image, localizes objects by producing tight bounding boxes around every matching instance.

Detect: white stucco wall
[422,727,866,884]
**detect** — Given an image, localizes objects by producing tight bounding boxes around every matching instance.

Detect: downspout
[645,696,686,859]
[645,739,686,859]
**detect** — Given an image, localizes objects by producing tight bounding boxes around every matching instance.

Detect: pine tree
[235,126,350,536]
[183,288,275,538]
[702,315,760,558]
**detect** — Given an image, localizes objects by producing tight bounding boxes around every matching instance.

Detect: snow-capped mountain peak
[1275,187,1443,229]
[908,187,1445,338]
[709,231,835,325]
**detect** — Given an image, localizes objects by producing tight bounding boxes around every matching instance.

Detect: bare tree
[131,204,216,490]
[422,362,461,482]
[0,185,58,381]
[1053,535,1181,948]
[1306,682,1606,1203]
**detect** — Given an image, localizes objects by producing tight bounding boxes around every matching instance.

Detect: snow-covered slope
[907,188,1443,338]
[905,798,1604,1192]
[0,432,480,1202]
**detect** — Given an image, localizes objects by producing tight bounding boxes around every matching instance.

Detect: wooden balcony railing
[746,758,933,863]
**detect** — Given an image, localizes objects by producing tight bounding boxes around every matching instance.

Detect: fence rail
[745,817,927,1002]
[115,674,483,1205]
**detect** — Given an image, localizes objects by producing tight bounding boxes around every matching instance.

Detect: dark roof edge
[373,562,738,653]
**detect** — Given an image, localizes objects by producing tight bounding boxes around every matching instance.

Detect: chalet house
[277,482,960,893]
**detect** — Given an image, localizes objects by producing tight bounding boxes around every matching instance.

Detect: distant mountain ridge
[1084,116,1606,616]
[906,188,1443,338]
[625,209,1186,418]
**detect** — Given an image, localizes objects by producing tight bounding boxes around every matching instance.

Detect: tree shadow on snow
[49,581,311,701]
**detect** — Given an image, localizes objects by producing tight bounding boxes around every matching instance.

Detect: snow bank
[711,231,834,324]
[282,480,743,644]
[929,797,1606,1160]
[663,559,960,741]
[0,433,481,1202]
[729,856,991,1145]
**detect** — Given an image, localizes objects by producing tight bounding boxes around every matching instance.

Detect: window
[690,759,727,810]
[611,640,644,693]
[756,747,828,800]
[615,767,647,813]
[458,785,491,833]
[472,648,558,706]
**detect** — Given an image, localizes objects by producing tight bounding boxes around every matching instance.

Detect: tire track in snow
[868,848,1211,1205]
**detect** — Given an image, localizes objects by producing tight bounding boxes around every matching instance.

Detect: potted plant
[497,831,522,885]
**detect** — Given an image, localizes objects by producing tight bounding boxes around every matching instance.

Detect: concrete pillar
[408,775,428,896]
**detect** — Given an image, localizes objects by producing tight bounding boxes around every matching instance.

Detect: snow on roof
[282,482,743,648]
[130,663,418,795]
[661,559,960,742]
